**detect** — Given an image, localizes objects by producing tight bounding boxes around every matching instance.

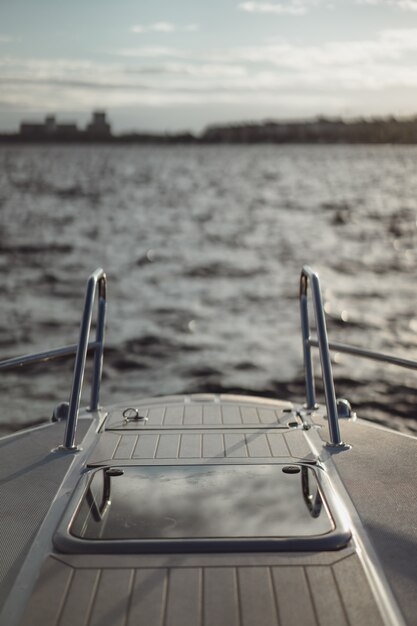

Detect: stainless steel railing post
[300,266,343,447]
[62,268,106,450]
[90,278,106,411]
[300,274,316,410]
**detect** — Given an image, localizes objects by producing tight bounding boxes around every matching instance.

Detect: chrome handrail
[3,265,415,453]
[300,266,343,447]
[0,268,107,451]
[0,342,98,371]
[62,268,106,450]
[309,338,417,371]
[300,266,417,448]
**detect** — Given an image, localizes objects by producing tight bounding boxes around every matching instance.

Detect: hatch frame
[54,461,351,554]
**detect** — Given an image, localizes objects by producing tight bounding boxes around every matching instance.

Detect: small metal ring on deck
[122,408,147,422]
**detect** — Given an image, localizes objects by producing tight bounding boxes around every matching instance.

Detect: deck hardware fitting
[282,466,301,474]
[105,468,124,477]
[52,402,69,422]
[337,398,357,420]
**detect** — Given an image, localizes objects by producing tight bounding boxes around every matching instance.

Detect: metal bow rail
[0,268,107,451]
[300,266,343,447]
[1,265,417,453]
[300,265,417,447]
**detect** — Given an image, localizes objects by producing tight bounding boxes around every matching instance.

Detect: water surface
[1,144,417,434]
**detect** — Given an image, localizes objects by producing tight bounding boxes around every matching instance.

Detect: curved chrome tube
[62,268,107,450]
[309,338,417,371]
[300,266,342,446]
[0,342,98,371]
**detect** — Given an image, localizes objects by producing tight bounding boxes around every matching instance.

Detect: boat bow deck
[1,394,404,626]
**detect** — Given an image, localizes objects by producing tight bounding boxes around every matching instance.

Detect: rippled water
[1,144,417,434]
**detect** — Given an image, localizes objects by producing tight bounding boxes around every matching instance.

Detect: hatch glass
[70,464,334,540]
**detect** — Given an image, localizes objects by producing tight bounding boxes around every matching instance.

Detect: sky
[1,0,417,133]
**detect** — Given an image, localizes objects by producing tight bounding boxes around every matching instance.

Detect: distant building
[20,114,79,139]
[20,122,45,137]
[19,110,112,140]
[44,115,56,134]
[85,111,112,138]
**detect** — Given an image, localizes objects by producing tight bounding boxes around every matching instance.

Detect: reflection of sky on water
[72,465,334,540]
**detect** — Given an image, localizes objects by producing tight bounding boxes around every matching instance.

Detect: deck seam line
[330,564,351,626]
[161,568,169,626]
[85,569,102,626]
[123,568,135,626]
[235,567,242,626]
[303,566,319,626]
[56,566,74,626]
[200,567,204,626]
[269,566,282,626]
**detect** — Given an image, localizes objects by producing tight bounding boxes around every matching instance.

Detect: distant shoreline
[3,139,417,146]
[2,116,417,144]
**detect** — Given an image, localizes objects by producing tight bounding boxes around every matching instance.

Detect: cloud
[358,0,417,9]
[3,28,417,114]
[239,0,417,15]
[130,22,199,34]
[152,22,177,32]
[238,0,327,15]
[397,0,417,9]
[238,2,307,14]
[127,62,247,78]
[116,47,189,59]
[210,28,417,67]
[380,27,417,44]
[0,35,13,44]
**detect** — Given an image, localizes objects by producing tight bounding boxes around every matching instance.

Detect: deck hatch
[104,399,299,430]
[55,464,351,552]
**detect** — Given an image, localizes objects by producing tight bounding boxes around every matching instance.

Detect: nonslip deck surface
[104,394,296,430]
[19,551,383,626]
[0,420,91,609]
[2,397,392,626]
[332,419,417,626]
[89,428,314,464]
[90,395,313,465]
